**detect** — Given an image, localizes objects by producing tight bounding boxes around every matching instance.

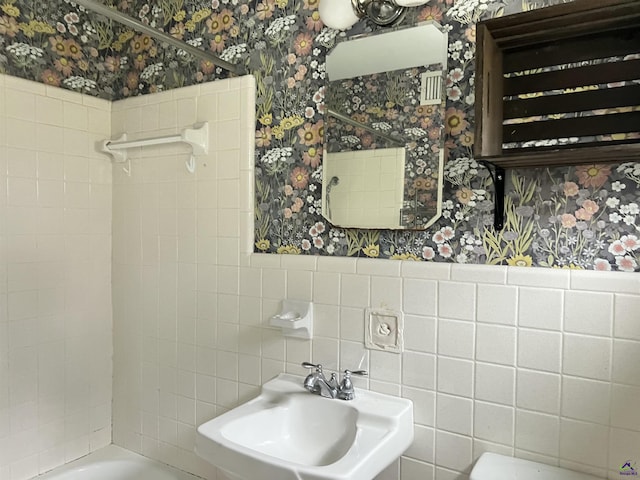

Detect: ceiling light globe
[318,0,360,30]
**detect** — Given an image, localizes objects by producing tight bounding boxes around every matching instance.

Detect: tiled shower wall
[0,74,113,480]
[110,76,256,478]
[112,77,640,480]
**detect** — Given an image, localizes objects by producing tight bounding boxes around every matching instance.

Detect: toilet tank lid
[470,453,604,480]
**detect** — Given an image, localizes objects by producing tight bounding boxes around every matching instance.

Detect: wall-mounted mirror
[322,22,448,230]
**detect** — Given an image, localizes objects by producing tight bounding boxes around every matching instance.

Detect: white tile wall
[4,74,639,480]
[0,74,112,480]
[109,76,640,480]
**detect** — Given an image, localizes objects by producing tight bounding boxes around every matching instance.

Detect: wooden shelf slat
[503,85,640,119]
[502,27,640,73]
[503,111,640,143]
[503,59,640,96]
[477,143,640,169]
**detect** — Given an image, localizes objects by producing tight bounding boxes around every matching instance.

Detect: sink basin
[195,373,414,480]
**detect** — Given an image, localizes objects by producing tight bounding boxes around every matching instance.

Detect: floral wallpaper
[1,0,639,271]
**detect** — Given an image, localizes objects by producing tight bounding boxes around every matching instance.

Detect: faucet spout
[305,375,338,399]
[302,363,339,399]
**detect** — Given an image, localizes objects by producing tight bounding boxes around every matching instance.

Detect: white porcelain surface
[470,452,603,480]
[195,373,414,480]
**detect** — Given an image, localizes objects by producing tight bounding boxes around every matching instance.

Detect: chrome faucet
[302,362,368,400]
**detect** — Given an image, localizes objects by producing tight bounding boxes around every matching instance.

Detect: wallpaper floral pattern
[1,0,639,271]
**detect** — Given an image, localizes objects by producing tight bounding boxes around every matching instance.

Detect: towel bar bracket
[101,122,209,175]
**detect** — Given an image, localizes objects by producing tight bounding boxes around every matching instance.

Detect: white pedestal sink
[195,373,414,480]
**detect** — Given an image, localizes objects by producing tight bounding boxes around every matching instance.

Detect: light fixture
[319,0,360,30]
[319,0,430,30]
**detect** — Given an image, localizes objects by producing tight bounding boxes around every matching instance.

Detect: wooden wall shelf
[474,0,640,169]
[473,0,640,228]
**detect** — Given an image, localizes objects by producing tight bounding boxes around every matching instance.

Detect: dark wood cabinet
[474,0,640,168]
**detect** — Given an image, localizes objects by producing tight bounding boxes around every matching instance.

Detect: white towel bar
[101,122,209,175]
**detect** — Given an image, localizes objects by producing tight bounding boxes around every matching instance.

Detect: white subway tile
[239,267,261,298]
[286,269,313,301]
[7,149,37,178]
[401,457,434,480]
[437,357,473,397]
[238,354,261,386]
[280,254,317,271]
[476,284,518,325]
[515,410,559,457]
[313,271,340,305]
[369,349,401,384]
[612,339,640,386]
[403,315,436,354]
[261,329,285,361]
[177,97,197,127]
[356,258,401,277]
[614,294,640,341]
[404,424,435,463]
[400,260,450,280]
[339,306,364,343]
[217,149,240,181]
[435,430,473,473]
[311,337,339,370]
[217,293,239,324]
[403,351,436,390]
[340,273,370,308]
[261,268,286,300]
[403,386,435,427]
[238,296,261,327]
[610,384,640,431]
[436,393,473,436]
[371,276,402,310]
[403,278,437,316]
[6,118,36,151]
[451,264,507,284]
[63,102,88,131]
[285,337,312,366]
[317,256,357,274]
[6,89,35,122]
[438,281,476,321]
[559,419,608,469]
[571,270,640,295]
[474,402,514,446]
[217,179,239,210]
[476,324,516,366]
[508,268,570,289]
[215,378,238,409]
[438,319,475,360]
[341,349,371,389]
[563,334,611,381]
[249,253,281,268]
[6,76,46,95]
[517,329,562,373]
[518,287,563,331]
[561,376,611,424]
[37,152,64,180]
[475,363,515,406]
[564,291,613,337]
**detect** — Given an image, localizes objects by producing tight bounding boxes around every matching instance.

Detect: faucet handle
[302,361,323,372]
[344,369,368,376]
[337,369,367,400]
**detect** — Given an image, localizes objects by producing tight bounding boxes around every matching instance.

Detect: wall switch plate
[365,308,403,353]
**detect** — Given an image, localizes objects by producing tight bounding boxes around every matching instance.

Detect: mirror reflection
[322,22,448,230]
